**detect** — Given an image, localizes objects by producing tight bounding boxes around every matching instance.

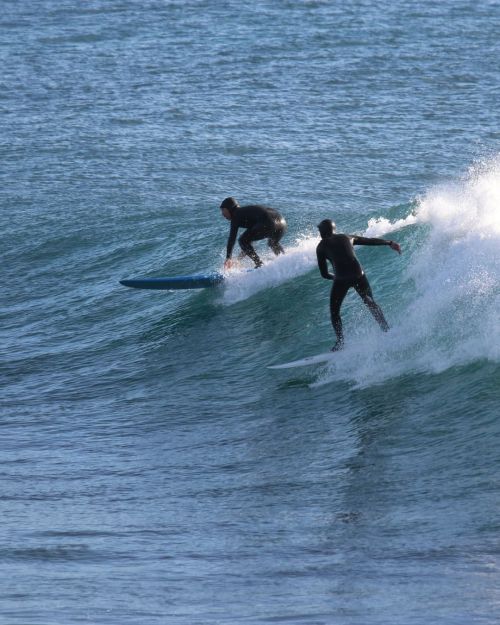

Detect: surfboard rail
[120,272,225,290]
[268,351,335,369]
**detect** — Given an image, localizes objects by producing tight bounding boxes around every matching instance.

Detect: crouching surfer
[220,197,287,269]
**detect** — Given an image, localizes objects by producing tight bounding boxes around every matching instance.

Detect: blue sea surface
[2,1,500,623]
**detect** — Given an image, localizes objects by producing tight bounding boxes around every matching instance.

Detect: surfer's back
[316,234,363,280]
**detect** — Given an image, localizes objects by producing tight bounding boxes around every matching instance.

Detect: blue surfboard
[120,272,224,290]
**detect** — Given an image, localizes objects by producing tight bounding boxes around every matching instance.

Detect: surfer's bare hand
[390,241,401,254]
[224,258,234,270]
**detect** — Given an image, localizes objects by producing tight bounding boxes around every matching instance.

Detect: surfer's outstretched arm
[351,236,401,254]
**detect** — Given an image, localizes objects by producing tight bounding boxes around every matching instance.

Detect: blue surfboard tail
[119,272,225,290]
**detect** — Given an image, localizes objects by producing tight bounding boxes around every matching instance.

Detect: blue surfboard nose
[120,272,225,290]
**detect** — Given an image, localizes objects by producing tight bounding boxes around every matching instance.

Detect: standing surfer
[316,219,401,351]
[220,197,287,269]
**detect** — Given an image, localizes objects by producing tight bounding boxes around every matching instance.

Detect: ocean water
[2,1,500,623]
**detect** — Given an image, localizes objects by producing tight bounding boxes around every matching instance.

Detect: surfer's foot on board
[331,341,344,352]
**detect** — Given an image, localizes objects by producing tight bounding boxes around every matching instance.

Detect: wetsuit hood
[220,197,239,215]
[318,219,336,238]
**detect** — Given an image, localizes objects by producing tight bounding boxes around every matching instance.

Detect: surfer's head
[317,219,336,238]
[220,197,239,220]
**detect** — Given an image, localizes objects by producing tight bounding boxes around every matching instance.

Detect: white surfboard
[268,351,335,369]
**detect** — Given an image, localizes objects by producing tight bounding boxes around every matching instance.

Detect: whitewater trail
[218,235,319,305]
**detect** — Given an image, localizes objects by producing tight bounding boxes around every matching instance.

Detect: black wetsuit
[316,234,391,347]
[226,204,287,267]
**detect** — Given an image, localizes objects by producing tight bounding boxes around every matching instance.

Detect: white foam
[219,235,318,305]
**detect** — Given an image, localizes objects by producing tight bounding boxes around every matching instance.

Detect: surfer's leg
[330,280,350,349]
[238,227,266,268]
[355,275,389,332]
[268,219,287,255]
